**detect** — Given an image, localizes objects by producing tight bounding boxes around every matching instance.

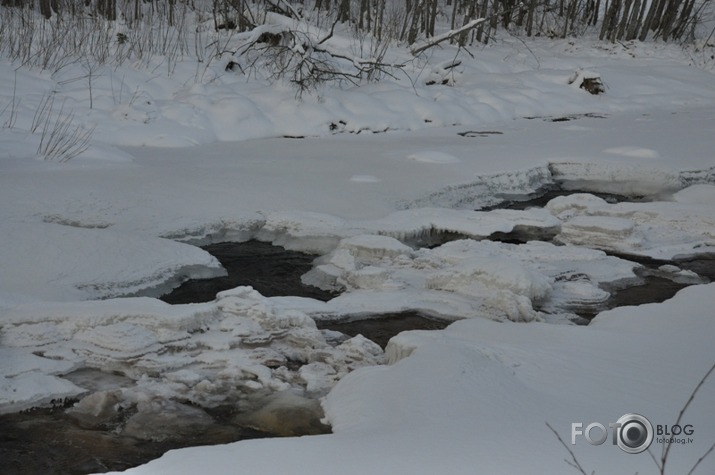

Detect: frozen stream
[2,188,714,475]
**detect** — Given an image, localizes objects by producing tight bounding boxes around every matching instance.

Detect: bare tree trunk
[592,0,601,25]
[672,0,696,40]
[428,0,437,36]
[97,0,117,21]
[658,0,681,39]
[476,0,489,43]
[376,0,386,39]
[525,0,537,36]
[625,0,644,39]
[615,0,633,40]
[337,0,350,22]
[638,0,660,40]
[600,0,617,40]
[650,0,669,31]
[40,0,53,18]
[407,0,423,44]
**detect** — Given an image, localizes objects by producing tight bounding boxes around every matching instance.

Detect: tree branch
[410,18,488,56]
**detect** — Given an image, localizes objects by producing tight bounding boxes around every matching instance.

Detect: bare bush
[32,94,95,162]
[233,20,405,96]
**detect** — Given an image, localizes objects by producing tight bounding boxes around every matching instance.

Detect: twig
[660,362,715,474]
[318,16,340,45]
[687,443,715,475]
[545,422,589,475]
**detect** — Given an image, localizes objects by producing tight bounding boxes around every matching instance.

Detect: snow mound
[603,146,660,158]
[407,151,461,164]
[349,175,381,183]
[672,183,715,204]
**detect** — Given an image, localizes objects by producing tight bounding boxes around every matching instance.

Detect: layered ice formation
[0,287,383,415]
[548,185,715,259]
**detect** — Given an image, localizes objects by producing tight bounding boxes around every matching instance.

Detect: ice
[557,215,642,250]
[1,372,86,414]
[0,288,384,414]
[545,192,609,218]
[256,211,355,253]
[550,161,683,196]
[66,390,123,428]
[549,186,715,259]
[337,235,414,260]
[364,207,561,245]
[301,236,638,323]
[232,390,329,436]
[404,165,555,210]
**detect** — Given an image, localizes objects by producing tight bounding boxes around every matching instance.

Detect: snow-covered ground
[1,22,715,475]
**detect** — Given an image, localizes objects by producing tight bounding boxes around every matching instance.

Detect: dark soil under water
[0,406,276,475]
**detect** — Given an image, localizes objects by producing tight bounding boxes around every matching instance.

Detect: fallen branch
[410,18,488,56]
[410,2,527,56]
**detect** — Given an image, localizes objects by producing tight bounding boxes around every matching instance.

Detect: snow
[1,15,715,475]
[407,151,461,164]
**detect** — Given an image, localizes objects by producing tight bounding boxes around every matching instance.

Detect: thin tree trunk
[40,0,52,18]
[616,0,633,40]
[525,0,537,36]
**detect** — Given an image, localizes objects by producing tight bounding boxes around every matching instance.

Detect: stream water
[0,404,275,475]
[161,241,337,304]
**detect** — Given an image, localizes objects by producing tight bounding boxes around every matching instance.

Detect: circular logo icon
[616,413,653,454]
